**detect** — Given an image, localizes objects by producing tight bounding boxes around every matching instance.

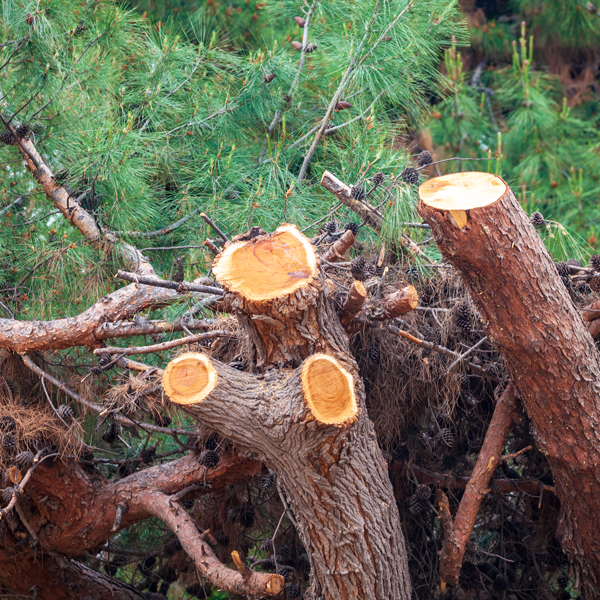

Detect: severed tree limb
[340,281,367,326]
[94,330,229,356]
[438,383,518,586]
[436,490,457,593]
[321,229,355,262]
[147,493,283,597]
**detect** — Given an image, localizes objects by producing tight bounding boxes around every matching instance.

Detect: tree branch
[438,383,518,586]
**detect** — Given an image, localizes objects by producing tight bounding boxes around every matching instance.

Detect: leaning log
[418,171,600,596]
[164,224,412,600]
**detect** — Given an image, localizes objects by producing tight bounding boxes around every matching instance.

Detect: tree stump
[418,172,600,596]
[164,225,412,600]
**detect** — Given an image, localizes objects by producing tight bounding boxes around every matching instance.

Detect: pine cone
[0,416,16,433]
[263,73,276,83]
[459,373,470,389]
[205,435,218,451]
[0,131,15,145]
[154,414,172,427]
[239,504,255,528]
[304,42,317,53]
[291,41,302,51]
[493,574,508,591]
[15,450,34,469]
[163,538,182,556]
[344,222,359,236]
[555,262,570,278]
[529,211,545,226]
[16,125,31,139]
[2,434,16,450]
[436,413,452,428]
[393,445,410,462]
[416,151,433,166]
[506,566,517,583]
[409,495,426,513]
[400,167,419,185]
[181,499,194,510]
[261,473,274,489]
[285,584,301,599]
[97,354,115,371]
[350,185,365,200]
[350,256,367,280]
[368,344,380,364]
[590,254,600,271]
[324,221,337,235]
[372,172,385,187]
[557,573,569,589]
[294,16,306,27]
[140,556,156,576]
[454,302,471,331]
[173,258,184,283]
[57,404,74,421]
[261,538,273,552]
[200,450,219,468]
[335,101,352,110]
[1,487,14,503]
[461,561,477,578]
[278,545,291,561]
[590,276,600,293]
[277,567,292,581]
[140,446,156,464]
[440,428,454,448]
[415,484,431,501]
[566,258,581,267]
[299,553,310,572]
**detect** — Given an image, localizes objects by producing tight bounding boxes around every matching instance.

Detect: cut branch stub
[380,284,418,319]
[211,224,348,367]
[212,223,317,302]
[301,353,357,425]
[163,353,218,406]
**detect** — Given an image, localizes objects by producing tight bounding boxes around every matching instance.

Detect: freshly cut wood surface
[382,284,419,318]
[301,353,357,425]
[419,172,506,211]
[212,224,317,302]
[163,352,218,405]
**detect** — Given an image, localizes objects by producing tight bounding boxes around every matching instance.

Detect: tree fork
[164,224,412,600]
[418,171,600,596]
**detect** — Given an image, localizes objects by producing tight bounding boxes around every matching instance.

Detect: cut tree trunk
[418,172,600,597]
[164,224,412,600]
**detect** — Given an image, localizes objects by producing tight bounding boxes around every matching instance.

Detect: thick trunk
[418,172,600,597]
[164,225,412,600]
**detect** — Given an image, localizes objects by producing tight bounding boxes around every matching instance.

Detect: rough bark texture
[0,452,273,599]
[438,384,518,585]
[418,174,600,597]
[165,226,412,600]
[167,357,410,600]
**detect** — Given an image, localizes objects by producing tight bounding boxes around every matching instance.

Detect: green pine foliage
[0,0,463,322]
[425,15,600,256]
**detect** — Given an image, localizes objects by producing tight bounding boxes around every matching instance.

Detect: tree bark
[438,383,518,586]
[164,225,412,600]
[418,172,600,597]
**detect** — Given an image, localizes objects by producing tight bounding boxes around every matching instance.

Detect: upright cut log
[164,225,412,600]
[418,172,600,597]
